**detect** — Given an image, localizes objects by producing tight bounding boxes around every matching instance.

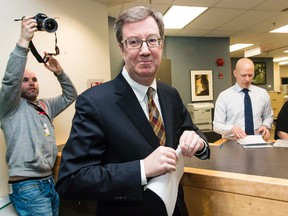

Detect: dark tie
[242,88,254,135]
[147,87,166,146]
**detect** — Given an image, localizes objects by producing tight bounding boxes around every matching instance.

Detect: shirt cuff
[261,124,270,129]
[194,138,208,156]
[140,160,147,185]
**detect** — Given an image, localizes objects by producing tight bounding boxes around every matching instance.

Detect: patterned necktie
[242,88,254,135]
[147,87,166,146]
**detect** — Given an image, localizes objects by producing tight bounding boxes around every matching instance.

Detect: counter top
[184,139,288,179]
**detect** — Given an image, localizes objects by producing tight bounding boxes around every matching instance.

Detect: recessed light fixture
[163,6,208,29]
[273,57,288,62]
[229,43,254,52]
[270,25,288,33]
[244,47,261,57]
[279,61,288,65]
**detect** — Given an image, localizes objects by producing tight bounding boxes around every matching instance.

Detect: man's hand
[17,16,37,48]
[232,126,247,139]
[44,53,63,75]
[144,146,177,178]
[256,125,270,140]
[179,130,205,157]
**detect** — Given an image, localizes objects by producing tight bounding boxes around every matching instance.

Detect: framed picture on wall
[191,70,213,102]
[253,62,266,85]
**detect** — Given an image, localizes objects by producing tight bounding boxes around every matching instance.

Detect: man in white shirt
[213,58,273,139]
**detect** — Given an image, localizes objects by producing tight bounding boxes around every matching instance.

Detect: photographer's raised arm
[42,54,78,114]
[0,16,37,119]
[0,46,28,120]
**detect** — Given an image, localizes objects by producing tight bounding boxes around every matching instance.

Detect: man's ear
[119,43,124,52]
[233,69,237,78]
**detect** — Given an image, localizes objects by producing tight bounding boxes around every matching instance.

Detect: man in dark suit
[56,6,210,216]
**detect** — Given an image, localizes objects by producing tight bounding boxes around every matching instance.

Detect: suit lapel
[115,75,160,149]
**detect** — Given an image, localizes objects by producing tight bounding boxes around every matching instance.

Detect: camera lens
[42,18,58,33]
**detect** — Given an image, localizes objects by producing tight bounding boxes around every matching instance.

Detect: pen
[219,143,224,148]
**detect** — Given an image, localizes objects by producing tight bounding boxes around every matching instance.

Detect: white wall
[0,0,111,197]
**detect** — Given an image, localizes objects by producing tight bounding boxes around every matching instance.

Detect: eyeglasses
[122,35,162,49]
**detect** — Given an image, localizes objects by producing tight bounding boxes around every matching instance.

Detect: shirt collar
[122,67,157,102]
[234,83,252,93]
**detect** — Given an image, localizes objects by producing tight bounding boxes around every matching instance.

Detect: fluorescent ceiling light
[279,61,288,65]
[270,25,288,33]
[284,50,288,53]
[244,47,261,57]
[273,57,288,62]
[229,43,254,52]
[163,6,208,29]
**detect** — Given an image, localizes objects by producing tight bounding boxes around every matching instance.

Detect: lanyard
[27,100,53,127]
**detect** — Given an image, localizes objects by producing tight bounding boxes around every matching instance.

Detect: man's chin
[137,67,157,75]
[22,94,37,101]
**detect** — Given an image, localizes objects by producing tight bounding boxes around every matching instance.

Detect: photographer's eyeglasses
[122,35,162,49]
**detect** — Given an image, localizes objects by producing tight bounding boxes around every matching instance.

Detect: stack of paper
[273,139,288,147]
[237,135,272,148]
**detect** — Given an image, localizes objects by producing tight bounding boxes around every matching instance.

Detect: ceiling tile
[98,0,288,57]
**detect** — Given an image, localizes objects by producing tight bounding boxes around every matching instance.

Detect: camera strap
[29,32,60,63]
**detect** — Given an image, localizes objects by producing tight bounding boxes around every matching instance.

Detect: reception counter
[182,139,288,216]
[54,139,288,215]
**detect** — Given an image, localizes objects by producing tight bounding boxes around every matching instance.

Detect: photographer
[0,15,77,215]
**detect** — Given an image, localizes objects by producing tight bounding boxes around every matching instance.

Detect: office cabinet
[268,91,284,119]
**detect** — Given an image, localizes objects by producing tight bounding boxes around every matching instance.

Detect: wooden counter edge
[209,138,228,146]
[182,167,288,202]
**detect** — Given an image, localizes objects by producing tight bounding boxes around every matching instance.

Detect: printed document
[273,139,288,147]
[237,135,272,148]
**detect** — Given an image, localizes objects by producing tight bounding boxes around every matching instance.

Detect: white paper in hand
[144,146,184,216]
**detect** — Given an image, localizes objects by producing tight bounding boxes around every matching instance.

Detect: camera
[34,13,58,33]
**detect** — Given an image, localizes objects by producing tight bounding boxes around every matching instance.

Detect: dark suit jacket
[56,73,210,216]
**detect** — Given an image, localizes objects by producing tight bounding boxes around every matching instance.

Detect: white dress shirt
[213,83,273,138]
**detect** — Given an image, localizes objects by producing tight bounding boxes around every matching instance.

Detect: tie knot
[242,88,249,94]
[147,87,154,99]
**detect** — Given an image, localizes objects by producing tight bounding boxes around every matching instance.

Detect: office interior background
[1,0,288,206]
